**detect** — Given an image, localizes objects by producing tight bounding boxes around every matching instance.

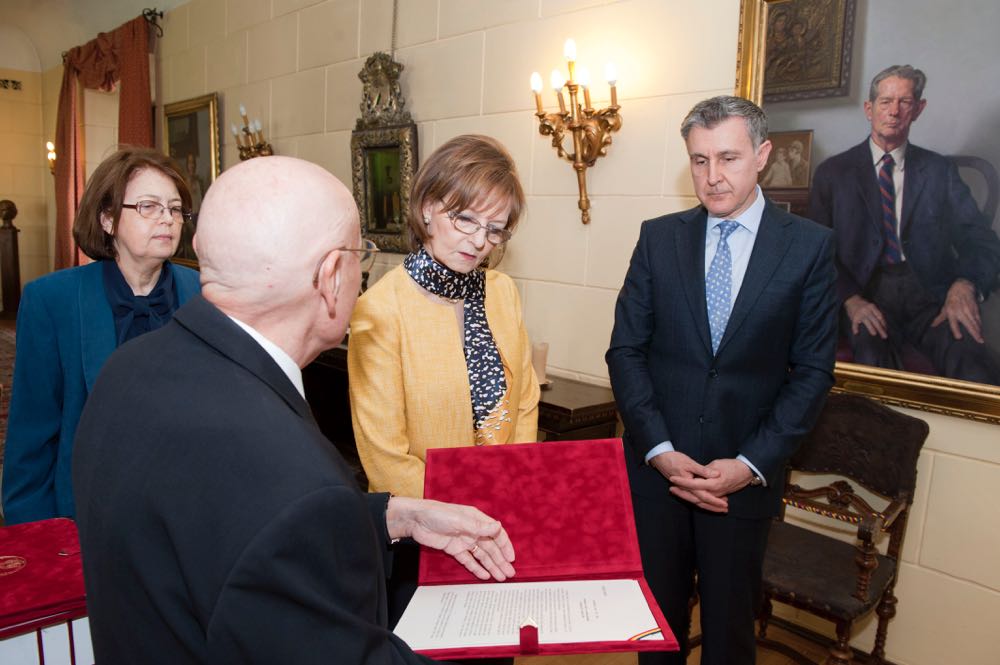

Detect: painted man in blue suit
[608,96,837,664]
[809,65,1000,383]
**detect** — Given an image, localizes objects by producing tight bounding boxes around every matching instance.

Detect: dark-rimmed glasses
[446,211,512,245]
[312,239,380,287]
[122,201,192,222]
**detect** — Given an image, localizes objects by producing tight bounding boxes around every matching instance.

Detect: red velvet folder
[416,438,678,659]
[0,518,87,639]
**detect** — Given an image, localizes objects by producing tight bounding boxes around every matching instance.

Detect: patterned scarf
[403,247,507,430]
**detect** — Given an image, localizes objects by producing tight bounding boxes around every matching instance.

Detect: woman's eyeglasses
[446,211,512,245]
[122,201,192,222]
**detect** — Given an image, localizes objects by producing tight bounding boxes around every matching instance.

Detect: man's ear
[755,139,773,173]
[315,249,342,318]
[912,98,927,123]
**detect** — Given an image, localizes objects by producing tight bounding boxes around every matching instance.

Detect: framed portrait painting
[163,93,221,265]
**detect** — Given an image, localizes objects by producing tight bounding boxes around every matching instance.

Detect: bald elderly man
[72,157,515,664]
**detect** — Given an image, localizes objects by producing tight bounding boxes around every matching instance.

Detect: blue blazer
[607,201,838,518]
[2,260,200,524]
[808,139,1000,304]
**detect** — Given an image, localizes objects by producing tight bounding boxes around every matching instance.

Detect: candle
[239,103,250,128]
[532,342,549,385]
[578,66,592,110]
[551,70,567,114]
[605,62,618,107]
[530,72,544,114]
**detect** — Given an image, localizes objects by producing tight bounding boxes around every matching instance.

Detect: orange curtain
[54,16,152,269]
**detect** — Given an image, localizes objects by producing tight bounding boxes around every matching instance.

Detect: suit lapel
[79,262,116,392]
[851,141,883,236]
[899,146,926,235]
[174,296,314,421]
[674,209,712,355]
[717,203,792,354]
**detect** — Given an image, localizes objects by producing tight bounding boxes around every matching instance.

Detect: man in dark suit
[809,64,1000,384]
[607,96,837,665]
[72,157,516,664]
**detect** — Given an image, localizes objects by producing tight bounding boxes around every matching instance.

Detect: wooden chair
[757,393,930,665]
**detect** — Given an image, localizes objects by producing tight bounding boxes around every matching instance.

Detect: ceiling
[0,0,187,71]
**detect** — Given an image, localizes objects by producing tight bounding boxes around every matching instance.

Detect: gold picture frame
[762,0,856,102]
[737,0,1000,423]
[350,123,418,254]
[163,93,221,266]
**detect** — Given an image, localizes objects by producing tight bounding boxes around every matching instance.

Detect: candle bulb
[563,39,576,63]
[605,62,618,107]
[551,70,567,114]
[530,72,544,114]
[254,119,264,144]
[563,38,577,82]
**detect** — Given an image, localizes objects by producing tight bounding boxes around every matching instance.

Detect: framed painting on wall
[763,0,857,103]
[163,93,221,265]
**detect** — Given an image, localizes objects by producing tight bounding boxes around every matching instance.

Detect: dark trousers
[388,542,513,665]
[848,263,1000,384]
[633,492,771,665]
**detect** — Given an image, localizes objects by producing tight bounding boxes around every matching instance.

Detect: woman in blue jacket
[2,147,201,524]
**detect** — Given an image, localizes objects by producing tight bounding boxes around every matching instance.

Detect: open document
[394,578,665,651]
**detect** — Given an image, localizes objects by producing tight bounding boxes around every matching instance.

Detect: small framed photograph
[760,130,814,190]
[163,93,221,264]
[351,123,418,254]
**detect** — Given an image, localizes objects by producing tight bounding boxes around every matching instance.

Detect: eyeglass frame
[311,239,380,287]
[445,210,512,245]
[121,201,193,222]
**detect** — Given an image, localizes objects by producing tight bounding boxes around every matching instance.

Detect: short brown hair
[74,146,192,260]
[407,134,526,253]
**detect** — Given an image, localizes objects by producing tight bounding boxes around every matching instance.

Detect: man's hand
[666,458,755,514]
[386,496,515,582]
[844,294,888,339]
[931,279,984,343]
[649,451,728,512]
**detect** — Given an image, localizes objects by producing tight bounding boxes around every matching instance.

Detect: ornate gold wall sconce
[232,104,273,160]
[531,39,622,224]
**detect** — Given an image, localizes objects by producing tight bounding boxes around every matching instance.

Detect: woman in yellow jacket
[348,135,540,639]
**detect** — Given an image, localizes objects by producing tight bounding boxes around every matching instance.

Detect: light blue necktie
[706,220,739,354]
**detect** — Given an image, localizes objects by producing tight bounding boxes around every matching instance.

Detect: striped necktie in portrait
[878,153,903,264]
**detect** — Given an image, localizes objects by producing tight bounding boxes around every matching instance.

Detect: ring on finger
[470,544,480,556]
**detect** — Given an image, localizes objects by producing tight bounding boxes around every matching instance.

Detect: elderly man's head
[194,157,362,358]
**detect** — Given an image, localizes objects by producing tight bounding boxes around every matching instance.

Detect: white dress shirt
[227,315,306,399]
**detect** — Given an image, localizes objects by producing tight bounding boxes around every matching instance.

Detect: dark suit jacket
[2,260,200,524]
[72,295,430,665]
[606,201,838,518]
[808,139,1000,304]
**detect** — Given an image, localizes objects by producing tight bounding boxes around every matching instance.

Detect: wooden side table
[536,378,619,441]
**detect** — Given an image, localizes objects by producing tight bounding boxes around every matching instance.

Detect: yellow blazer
[348,265,540,498]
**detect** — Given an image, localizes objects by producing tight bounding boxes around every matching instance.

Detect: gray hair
[869,65,926,102]
[680,95,768,150]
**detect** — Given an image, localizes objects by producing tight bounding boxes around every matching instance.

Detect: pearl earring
[423,215,430,225]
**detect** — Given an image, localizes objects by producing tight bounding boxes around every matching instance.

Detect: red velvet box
[0,518,87,639]
[414,438,678,659]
